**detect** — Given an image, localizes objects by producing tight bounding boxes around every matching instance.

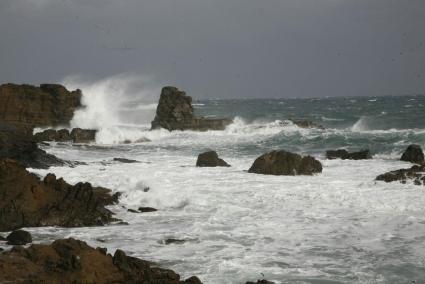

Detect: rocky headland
[0,83,82,133]
[151,86,232,131]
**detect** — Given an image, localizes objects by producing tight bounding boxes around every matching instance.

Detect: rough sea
[24,91,425,283]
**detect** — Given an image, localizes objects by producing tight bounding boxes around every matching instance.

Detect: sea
[23,85,425,284]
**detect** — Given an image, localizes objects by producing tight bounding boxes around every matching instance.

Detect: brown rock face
[151,86,232,131]
[196,151,230,167]
[0,238,202,284]
[34,128,97,143]
[0,83,82,132]
[0,159,120,232]
[248,150,322,175]
[0,123,63,169]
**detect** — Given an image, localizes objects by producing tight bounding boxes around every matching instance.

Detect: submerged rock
[248,150,322,175]
[246,280,276,284]
[326,149,372,160]
[400,144,424,164]
[6,230,32,245]
[0,159,120,231]
[0,123,63,169]
[113,158,140,163]
[290,119,324,129]
[0,83,82,132]
[0,238,202,283]
[196,151,230,167]
[376,164,425,185]
[138,207,158,213]
[151,86,232,131]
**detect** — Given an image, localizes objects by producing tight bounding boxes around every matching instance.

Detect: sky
[0,0,424,98]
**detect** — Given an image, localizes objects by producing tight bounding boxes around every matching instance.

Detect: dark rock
[164,238,186,245]
[151,86,232,131]
[376,164,425,185]
[0,235,6,241]
[70,128,97,143]
[6,230,32,245]
[113,158,139,163]
[0,238,202,283]
[248,150,322,175]
[0,123,64,169]
[400,144,424,164]
[326,149,372,160]
[196,151,230,167]
[138,207,158,213]
[246,280,276,284]
[0,83,82,132]
[127,209,139,213]
[0,159,120,231]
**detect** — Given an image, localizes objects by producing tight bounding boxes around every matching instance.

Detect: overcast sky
[1,0,424,98]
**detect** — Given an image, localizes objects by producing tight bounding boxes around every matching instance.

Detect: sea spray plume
[351,116,369,132]
[61,75,162,144]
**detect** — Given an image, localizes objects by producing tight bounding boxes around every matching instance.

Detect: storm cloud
[1,0,424,98]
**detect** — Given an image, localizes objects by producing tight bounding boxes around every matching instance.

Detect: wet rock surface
[0,83,81,132]
[400,144,424,164]
[290,119,324,129]
[113,158,140,163]
[0,123,63,169]
[248,150,322,175]
[0,238,202,283]
[6,230,32,245]
[196,151,230,167]
[326,149,372,160]
[376,164,425,185]
[0,159,120,231]
[34,128,97,143]
[245,280,276,284]
[151,86,232,131]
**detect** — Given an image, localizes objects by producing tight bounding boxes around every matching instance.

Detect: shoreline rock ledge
[151,86,232,131]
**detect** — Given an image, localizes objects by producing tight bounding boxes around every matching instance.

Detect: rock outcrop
[400,144,424,164]
[196,151,230,167]
[151,86,232,131]
[248,150,322,175]
[34,128,97,143]
[6,230,32,245]
[0,83,82,132]
[0,238,202,283]
[326,149,372,160]
[0,159,120,231]
[376,164,425,185]
[0,123,63,169]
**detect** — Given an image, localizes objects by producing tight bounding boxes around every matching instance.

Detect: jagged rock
[0,123,63,169]
[400,144,424,164]
[196,151,230,167]
[0,238,202,283]
[138,207,158,213]
[6,230,32,245]
[0,83,81,132]
[0,159,120,231]
[326,149,372,160]
[70,128,97,143]
[376,164,425,185]
[34,128,97,143]
[248,150,322,175]
[290,119,324,129]
[151,86,232,131]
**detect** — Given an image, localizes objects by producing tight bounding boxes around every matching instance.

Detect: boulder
[248,150,322,175]
[0,159,120,231]
[70,128,97,143]
[151,86,232,131]
[0,238,202,283]
[196,151,230,167]
[6,230,32,245]
[376,164,425,185]
[400,144,424,164]
[326,149,372,160]
[0,123,63,169]
[0,83,81,132]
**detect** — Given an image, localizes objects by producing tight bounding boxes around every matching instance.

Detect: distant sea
[27,95,425,283]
